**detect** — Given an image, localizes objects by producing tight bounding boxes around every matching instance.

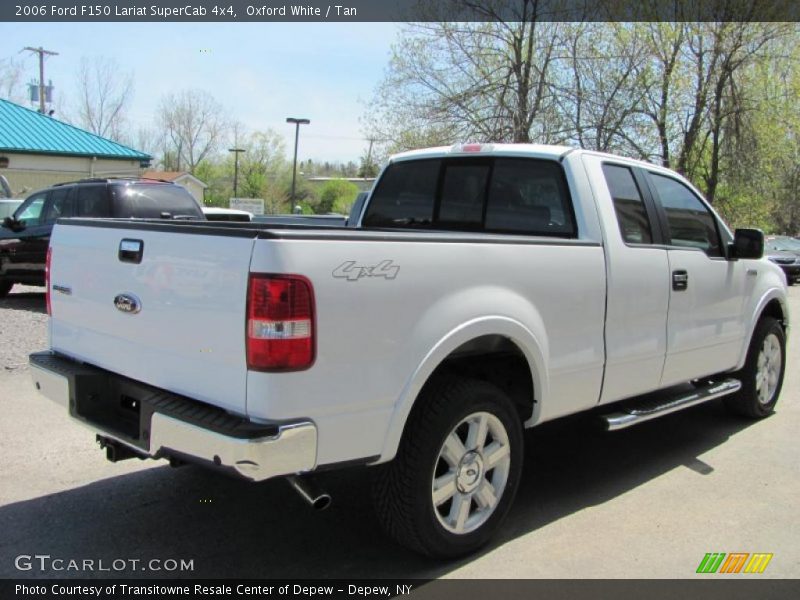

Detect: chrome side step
[602,379,742,431]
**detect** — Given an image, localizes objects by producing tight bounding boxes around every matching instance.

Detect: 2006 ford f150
[30,144,789,557]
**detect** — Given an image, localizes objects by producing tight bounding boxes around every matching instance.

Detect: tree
[365,1,570,152]
[318,179,359,214]
[236,129,288,200]
[158,89,228,173]
[556,23,653,157]
[0,56,26,103]
[74,56,133,141]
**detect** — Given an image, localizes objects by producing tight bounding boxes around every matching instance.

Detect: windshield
[767,237,800,252]
[111,184,204,219]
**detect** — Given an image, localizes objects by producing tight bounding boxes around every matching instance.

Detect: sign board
[230,198,265,215]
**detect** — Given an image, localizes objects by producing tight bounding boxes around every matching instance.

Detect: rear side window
[363,157,575,237]
[43,187,74,223]
[111,184,203,219]
[602,164,653,244]
[649,173,722,257]
[74,185,110,217]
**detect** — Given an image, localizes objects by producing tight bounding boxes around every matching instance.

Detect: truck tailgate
[48,221,256,415]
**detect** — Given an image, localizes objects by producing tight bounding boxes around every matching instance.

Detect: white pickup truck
[30,144,788,558]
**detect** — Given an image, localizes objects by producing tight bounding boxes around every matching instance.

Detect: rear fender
[377,316,547,464]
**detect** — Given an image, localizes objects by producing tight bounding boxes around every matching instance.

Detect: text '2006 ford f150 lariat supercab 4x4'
[30,144,789,557]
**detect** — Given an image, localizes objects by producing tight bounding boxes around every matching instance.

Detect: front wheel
[725,317,786,418]
[374,376,523,558]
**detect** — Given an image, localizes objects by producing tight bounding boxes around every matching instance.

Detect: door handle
[672,270,688,291]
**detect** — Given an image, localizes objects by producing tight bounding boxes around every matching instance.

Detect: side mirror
[729,228,764,260]
[2,216,18,231]
[3,216,26,232]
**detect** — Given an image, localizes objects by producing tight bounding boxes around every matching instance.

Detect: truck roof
[390,143,666,174]
[390,143,574,163]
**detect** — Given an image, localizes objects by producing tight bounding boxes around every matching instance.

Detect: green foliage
[365,16,800,232]
[318,179,359,214]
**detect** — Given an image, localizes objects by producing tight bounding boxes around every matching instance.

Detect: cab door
[644,172,752,386]
[8,187,74,284]
[585,158,671,405]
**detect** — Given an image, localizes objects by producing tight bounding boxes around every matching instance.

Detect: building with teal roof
[0,98,151,196]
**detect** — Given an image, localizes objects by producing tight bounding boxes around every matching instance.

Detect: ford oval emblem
[114,293,142,314]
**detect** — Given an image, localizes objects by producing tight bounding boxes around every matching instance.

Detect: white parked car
[201,206,253,221]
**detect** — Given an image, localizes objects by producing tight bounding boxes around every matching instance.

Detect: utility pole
[365,137,376,178]
[286,117,310,203]
[228,148,246,198]
[24,46,58,114]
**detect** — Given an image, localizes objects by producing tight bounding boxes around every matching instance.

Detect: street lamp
[286,117,310,203]
[228,148,246,198]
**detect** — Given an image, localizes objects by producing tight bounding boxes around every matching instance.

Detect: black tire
[374,375,524,558]
[724,317,786,418]
[0,281,12,298]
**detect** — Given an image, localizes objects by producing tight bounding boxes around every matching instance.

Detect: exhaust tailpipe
[287,475,331,511]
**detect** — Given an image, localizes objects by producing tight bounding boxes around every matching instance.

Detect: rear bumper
[29,351,317,482]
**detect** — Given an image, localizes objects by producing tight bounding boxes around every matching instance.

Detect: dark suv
[0,178,205,297]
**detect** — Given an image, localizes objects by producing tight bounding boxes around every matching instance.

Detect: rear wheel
[0,281,12,298]
[725,317,785,418]
[374,376,523,558]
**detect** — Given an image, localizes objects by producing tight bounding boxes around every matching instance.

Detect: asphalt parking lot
[1,285,798,579]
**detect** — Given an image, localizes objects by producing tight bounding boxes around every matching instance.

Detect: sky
[1,22,401,163]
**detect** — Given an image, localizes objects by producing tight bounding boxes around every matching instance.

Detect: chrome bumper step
[602,378,742,431]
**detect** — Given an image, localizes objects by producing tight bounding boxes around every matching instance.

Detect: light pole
[228,148,246,198]
[286,117,310,203]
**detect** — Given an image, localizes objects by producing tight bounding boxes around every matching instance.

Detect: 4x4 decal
[332,260,399,281]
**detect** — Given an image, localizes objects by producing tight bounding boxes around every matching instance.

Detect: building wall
[0,153,142,196]
[176,178,206,204]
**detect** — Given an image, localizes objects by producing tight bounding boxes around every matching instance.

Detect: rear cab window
[363,157,576,237]
[110,183,204,219]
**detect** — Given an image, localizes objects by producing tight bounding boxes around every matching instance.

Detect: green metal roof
[0,98,151,161]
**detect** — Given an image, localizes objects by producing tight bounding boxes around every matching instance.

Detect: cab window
[648,174,722,257]
[363,157,576,237]
[602,164,653,244]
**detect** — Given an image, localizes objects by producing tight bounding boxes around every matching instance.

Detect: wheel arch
[377,316,547,464]
[734,289,789,371]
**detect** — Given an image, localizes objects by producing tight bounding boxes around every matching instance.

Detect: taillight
[246,274,315,371]
[45,246,52,316]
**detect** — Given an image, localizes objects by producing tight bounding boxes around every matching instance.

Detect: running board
[602,379,742,431]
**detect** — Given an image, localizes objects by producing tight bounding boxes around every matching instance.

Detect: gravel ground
[0,285,47,375]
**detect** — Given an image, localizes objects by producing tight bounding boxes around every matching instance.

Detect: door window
[43,187,74,223]
[15,193,47,226]
[649,174,722,257]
